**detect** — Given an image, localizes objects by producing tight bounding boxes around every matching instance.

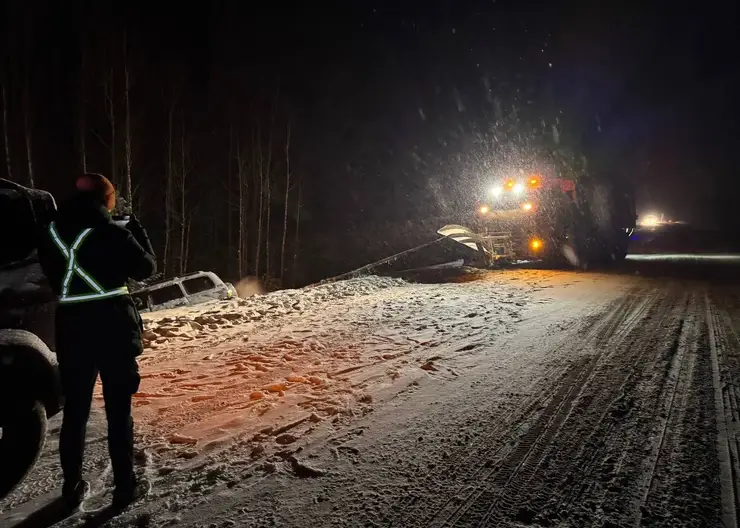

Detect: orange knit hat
[76,173,116,211]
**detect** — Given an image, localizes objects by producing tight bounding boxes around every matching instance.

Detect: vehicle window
[182,276,217,295]
[149,284,185,305]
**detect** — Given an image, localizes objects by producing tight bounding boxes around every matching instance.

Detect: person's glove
[126,214,155,256]
[126,213,142,231]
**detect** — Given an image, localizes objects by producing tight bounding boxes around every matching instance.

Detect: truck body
[439,170,636,267]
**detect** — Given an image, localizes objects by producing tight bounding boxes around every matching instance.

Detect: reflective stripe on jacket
[48,221,129,304]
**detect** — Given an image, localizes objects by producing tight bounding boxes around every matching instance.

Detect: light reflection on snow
[627,254,740,262]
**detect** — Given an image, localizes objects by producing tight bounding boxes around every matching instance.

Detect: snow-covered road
[2,259,739,527]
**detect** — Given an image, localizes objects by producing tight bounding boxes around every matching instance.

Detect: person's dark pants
[57,345,141,490]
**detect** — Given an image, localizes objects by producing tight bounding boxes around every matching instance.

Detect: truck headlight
[513,183,525,194]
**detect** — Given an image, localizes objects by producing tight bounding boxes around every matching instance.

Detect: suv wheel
[0,401,47,499]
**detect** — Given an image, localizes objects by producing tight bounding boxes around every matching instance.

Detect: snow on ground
[131,273,538,456]
[5,263,734,527]
[1,270,551,525]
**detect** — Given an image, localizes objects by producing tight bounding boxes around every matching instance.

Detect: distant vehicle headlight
[513,183,525,194]
[490,186,503,198]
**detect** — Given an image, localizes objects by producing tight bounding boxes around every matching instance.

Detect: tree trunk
[280,121,291,282]
[254,128,263,278]
[106,69,116,187]
[22,73,33,188]
[291,174,303,288]
[123,31,132,205]
[78,99,87,173]
[77,43,87,173]
[184,210,192,273]
[228,127,234,277]
[236,134,244,278]
[264,110,275,279]
[265,159,271,279]
[163,101,174,277]
[1,81,11,181]
[179,111,186,276]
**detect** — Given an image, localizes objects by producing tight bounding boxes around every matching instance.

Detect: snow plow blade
[437,224,516,263]
[437,225,489,254]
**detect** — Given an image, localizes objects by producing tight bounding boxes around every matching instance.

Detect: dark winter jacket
[37,194,156,356]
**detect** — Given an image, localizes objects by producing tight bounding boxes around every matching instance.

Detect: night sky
[2,1,740,280]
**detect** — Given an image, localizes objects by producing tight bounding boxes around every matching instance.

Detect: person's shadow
[7,497,121,528]
[8,496,75,528]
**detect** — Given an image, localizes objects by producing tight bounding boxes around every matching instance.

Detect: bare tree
[280,121,291,282]
[22,70,33,188]
[123,31,133,205]
[1,81,11,181]
[291,173,303,287]
[227,126,234,276]
[104,68,116,186]
[236,132,249,278]
[77,42,87,173]
[178,110,189,275]
[163,98,175,277]
[183,205,194,275]
[254,127,263,277]
[78,98,87,173]
[264,122,275,278]
[21,8,33,187]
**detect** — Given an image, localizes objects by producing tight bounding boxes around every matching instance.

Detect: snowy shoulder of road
[1,269,559,526]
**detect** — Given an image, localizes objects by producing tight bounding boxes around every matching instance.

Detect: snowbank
[141,276,407,350]
[125,273,534,459]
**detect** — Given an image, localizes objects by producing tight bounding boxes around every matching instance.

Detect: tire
[0,401,47,499]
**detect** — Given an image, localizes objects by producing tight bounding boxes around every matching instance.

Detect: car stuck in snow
[130,271,237,313]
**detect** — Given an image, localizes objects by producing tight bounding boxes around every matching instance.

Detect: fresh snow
[1,271,543,525]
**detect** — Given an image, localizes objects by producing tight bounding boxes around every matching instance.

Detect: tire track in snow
[386,285,651,528]
[636,290,719,526]
[455,289,659,527]
[706,295,740,528]
[519,287,684,525]
[510,285,723,528]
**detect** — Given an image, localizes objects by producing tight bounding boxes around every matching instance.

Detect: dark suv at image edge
[0,178,63,499]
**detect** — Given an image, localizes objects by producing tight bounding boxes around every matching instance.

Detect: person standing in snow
[37,174,156,508]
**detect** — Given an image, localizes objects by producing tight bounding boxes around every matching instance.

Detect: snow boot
[62,479,90,508]
[112,477,150,509]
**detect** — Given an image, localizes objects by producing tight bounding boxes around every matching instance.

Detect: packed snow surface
[3,264,733,528]
[134,273,533,453]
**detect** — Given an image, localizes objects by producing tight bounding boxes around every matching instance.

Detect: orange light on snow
[530,238,543,251]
